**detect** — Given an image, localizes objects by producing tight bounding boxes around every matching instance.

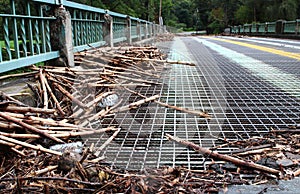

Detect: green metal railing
[231,19,300,35]
[0,0,165,73]
[0,0,59,73]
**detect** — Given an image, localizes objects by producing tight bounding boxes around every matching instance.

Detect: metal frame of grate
[86,37,300,171]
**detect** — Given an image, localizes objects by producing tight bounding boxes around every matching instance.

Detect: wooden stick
[53,82,86,109]
[94,128,121,157]
[166,134,281,175]
[0,112,64,143]
[110,95,160,113]
[120,84,210,118]
[0,71,38,80]
[80,99,122,127]
[0,139,15,147]
[0,135,62,155]
[101,52,196,66]
[293,168,300,177]
[33,165,58,176]
[87,83,151,88]
[0,91,28,107]
[0,106,56,114]
[39,69,48,109]
[155,100,210,118]
[0,129,116,139]
[42,72,65,116]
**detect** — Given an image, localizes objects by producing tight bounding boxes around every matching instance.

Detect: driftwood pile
[0,45,299,193]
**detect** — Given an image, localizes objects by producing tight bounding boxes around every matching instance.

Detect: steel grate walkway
[87,37,300,171]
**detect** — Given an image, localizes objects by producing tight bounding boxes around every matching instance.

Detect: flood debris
[0,44,299,193]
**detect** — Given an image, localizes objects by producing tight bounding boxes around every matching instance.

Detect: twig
[231,144,273,154]
[0,112,64,143]
[118,83,210,118]
[0,176,103,186]
[42,72,65,116]
[293,168,300,177]
[0,91,28,107]
[0,71,38,80]
[53,82,86,109]
[0,106,56,114]
[0,135,62,155]
[93,128,121,157]
[39,69,48,109]
[33,165,58,176]
[110,95,160,113]
[166,134,281,175]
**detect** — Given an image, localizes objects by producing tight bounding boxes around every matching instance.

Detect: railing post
[145,22,148,39]
[137,20,142,41]
[276,20,284,34]
[126,16,132,44]
[103,13,113,47]
[50,5,74,67]
[149,23,153,37]
[296,19,300,35]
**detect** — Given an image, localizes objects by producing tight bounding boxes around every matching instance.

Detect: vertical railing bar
[0,41,2,62]
[83,12,87,44]
[71,10,74,46]
[27,1,34,56]
[39,4,46,53]
[94,13,97,42]
[34,19,41,54]
[99,13,102,41]
[4,17,12,60]
[21,18,27,57]
[86,12,89,43]
[45,20,51,52]
[73,10,78,46]
[11,0,20,59]
[77,11,81,46]
[92,12,95,43]
[89,12,92,43]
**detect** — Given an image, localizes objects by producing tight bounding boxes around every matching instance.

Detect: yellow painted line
[208,37,300,61]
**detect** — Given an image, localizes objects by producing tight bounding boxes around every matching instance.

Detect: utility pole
[159,0,163,25]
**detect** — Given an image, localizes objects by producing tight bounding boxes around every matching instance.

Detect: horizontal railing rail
[0,0,166,73]
[231,19,300,37]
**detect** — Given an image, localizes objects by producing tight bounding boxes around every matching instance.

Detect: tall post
[50,5,74,67]
[103,13,113,47]
[159,0,162,25]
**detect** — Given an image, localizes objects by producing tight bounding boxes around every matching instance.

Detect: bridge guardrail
[0,0,165,73]
[231,19,300,36]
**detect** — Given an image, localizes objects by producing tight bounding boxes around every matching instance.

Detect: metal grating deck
[87,37,300,171]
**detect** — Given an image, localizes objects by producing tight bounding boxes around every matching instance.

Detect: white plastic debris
[50,142,83,153]
[97,93,119,107]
